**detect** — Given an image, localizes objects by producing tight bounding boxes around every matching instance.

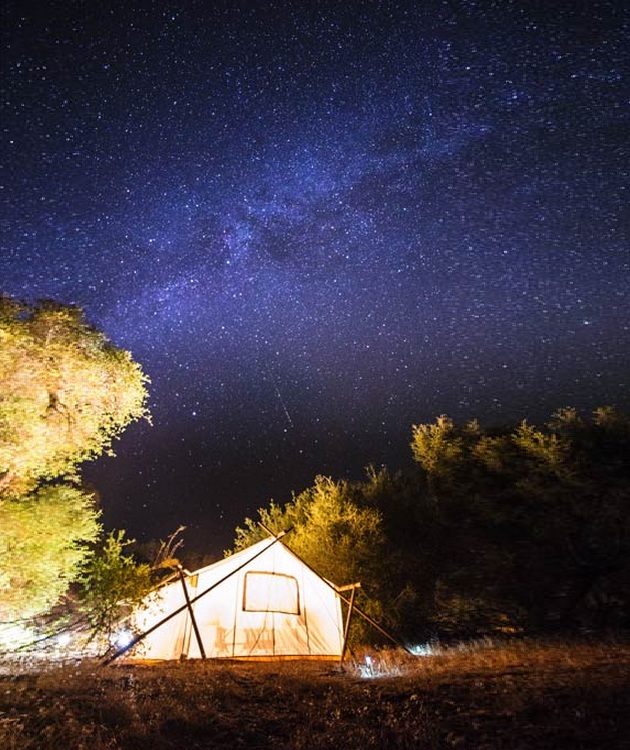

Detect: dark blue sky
[2,0,628,555]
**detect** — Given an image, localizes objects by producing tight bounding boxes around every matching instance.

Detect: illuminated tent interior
[124,537,345,660]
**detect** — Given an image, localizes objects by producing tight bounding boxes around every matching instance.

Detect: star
[1,0,628,555]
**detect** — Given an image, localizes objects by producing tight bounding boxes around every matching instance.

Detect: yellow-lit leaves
[0,297,149,498]
[0,485,101,621]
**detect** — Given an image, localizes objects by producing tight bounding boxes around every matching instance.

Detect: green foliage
[234,475,384,580]
[80,530,153,642]
[232,407,630,644]
[232,470,441,643]
[410,415,463,479]
[410,407,630,634]
[0,296,150,624]
[232,473,392,641]
[0,484,101,622]
[0,296,149,497]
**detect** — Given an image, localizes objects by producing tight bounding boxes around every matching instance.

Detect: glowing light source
[0,623,35,651]
[358,654,375,678]
[114,629,134,648]
[409,643,435,656]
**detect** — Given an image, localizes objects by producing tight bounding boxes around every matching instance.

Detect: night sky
[2,1,628,556]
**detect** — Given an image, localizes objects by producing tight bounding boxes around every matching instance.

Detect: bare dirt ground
[1,639,629,749]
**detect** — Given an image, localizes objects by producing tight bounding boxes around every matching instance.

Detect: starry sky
[2,0,629,556]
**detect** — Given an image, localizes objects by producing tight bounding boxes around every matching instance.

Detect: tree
[410,415,463,479]
[79,530,153,646]
[231,470,439,643]
[0,484,100,623]
[232,474,389,641]
[233,474,384,584]
[0,297,149,625]
[409,408,630,634]
[0,297,149,497]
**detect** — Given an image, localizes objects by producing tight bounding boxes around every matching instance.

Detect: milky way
[2,1,628,554]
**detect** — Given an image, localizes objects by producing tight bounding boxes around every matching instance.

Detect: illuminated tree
[0,296,149,497]
[0,296,149,624]
[79,530,153,644]
[0,484,100,623]
[234,474,384,583]
[410,415,463,478]
[232,473,390,639]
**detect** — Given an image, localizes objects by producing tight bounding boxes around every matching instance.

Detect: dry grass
[1,638,629,749]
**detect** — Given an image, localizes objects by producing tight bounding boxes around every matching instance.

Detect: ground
[1,639,629,749]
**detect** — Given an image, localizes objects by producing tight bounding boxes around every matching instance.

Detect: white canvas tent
[123,536,345,660]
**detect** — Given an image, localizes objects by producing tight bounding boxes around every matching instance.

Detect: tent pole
[178,567,206,659]
[102,531,288,665]
[339,583,359,667]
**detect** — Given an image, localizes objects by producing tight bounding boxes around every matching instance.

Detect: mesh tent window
[242,571,300,615]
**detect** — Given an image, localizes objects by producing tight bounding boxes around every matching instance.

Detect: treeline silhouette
[232,407,630,641]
